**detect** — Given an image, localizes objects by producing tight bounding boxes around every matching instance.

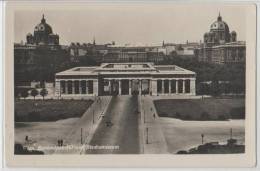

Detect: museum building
[195,13,246,64]
[55,63,196,97]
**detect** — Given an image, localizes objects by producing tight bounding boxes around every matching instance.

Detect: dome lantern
[41,14,46,24]
[217,12,222,21]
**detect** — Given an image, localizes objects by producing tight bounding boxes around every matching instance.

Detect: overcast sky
[14,3,247,45]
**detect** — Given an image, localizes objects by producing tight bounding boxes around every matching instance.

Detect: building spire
[217,12,222,21]
[41,14,46,23]
[93,36,96,45]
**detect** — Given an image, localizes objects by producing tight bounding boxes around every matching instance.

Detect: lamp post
[92,107,95,124]
[142,98,146,123]
[144,108,145,123]
[80,128,83,145]
[146,127,149,144]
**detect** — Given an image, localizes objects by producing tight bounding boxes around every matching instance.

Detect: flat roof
[56,63,195,76]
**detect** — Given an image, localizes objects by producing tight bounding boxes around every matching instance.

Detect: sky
[14,3,247,45]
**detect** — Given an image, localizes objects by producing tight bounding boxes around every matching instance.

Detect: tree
[21,90,29,99]
[30,89,39,100]
[211,80,220,97]
[40,88,48,100]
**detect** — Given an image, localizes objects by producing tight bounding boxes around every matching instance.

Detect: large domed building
[26,15,59,45]
[195,13,245,64]
[14,15,70,87]
[203,13,236,46]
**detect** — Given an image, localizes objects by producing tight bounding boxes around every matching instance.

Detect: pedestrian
[25,135,29,142]
[153,113,156,119]
[60,139,63,146]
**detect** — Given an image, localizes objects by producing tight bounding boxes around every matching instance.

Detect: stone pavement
[139,95,168,154]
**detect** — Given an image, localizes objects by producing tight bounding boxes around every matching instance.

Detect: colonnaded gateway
[55,63,196,97]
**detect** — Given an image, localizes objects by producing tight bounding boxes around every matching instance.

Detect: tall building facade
[195,13,246,64]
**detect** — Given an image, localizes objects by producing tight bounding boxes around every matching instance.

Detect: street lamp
[146,127,149,144]
[201,134,204,144]
[144,107,145,123]
[93,107,95,124]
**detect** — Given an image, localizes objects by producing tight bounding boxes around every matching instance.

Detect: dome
[210,14,229,32]
[204,32,209,37]
[34,14,53,35]
[231,31,237,35]
[208,31,214,36]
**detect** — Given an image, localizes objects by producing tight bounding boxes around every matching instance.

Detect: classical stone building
[55,63,196,97]
[195,13,246,64]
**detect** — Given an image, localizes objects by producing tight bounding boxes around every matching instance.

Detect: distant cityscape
[14,13,245,92]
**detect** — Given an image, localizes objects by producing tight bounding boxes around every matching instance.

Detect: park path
[139,95,168,154]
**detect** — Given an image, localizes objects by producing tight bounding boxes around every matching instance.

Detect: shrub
[177,150,188,154]
[28,111,41,122]
[175,112,181,118]
[183,114,191,120]
[21,90,29,99]
[230,107,245,119]
[217,114,227,120]
[200,112,210,120]
[160,112,168,117]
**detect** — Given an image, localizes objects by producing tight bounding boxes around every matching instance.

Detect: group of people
[57,139,64,146]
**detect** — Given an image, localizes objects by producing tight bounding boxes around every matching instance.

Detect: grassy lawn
[15,99,93,122]
[154,98,245,120]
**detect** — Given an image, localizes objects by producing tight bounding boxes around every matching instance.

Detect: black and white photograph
[4,1,257,167]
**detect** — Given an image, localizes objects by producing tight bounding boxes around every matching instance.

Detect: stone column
[169,80,171,95]
[65,81,68,94]
[55,80,61,97]
[190,78,196,95]
[86,80,89,94]
[148,79,150,94]
[79,80,82,94]
[162,80,164,94]
[129,80,132,95]
[151,79,157,96]
[93,79,99,96]
[183,80,185,94]
[109,80,112,95]
[72,80,75,94]
[176,80,178,94]
[139,80,142,95]
[119,80,122,95]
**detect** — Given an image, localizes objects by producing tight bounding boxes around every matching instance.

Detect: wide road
[86,95,140,154]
